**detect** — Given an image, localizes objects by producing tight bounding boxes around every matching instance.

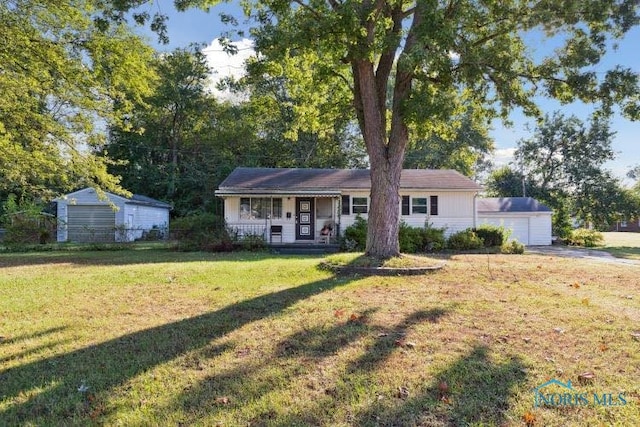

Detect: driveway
[527,245,640,266]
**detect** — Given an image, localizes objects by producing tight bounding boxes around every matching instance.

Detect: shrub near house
[341,219,518,253]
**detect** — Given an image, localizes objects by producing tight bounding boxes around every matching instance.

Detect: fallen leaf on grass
[215,396,231,405]
[394,339,417,349]
[523,411,536,426]
[582,298,590,306]
[553,327,565,334]
[438,381,448,395]
[631,332,640,341]
[349,313,359,322]
[599,343,608,352]
[396,386,409,399]
[578,372,595,383]
[236,347,251,357]
[571,282,581,289]
[334,309,344,318]
[522,337,531,343]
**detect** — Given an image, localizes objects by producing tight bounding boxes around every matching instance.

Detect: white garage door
[67,205,116,242]
[479,216,529,245]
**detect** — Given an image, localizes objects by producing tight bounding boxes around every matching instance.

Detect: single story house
[477,197,553,245]
[56,188,171,243]
[216,167,472,243]
[215,167,553,246]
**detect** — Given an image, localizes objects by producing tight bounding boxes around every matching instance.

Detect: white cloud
[492,147,516,167]
[202,38,255,100]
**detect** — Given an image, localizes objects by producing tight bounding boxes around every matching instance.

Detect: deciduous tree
[0,0,157,201]
[179,0,639,258]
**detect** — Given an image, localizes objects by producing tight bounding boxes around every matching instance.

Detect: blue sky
[137,2,640,182]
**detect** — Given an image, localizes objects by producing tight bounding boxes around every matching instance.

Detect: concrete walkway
[527,245,640,266]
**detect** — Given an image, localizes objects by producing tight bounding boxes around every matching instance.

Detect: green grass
[324,252,444,268]
[600,232,640,260]
[1,248,639,426]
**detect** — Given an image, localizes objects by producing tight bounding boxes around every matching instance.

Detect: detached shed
[477,197,552,246]
[56,188,171,243]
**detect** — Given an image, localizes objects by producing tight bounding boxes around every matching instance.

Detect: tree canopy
[106,46,367,216]
[0,0,157,201]
[182,0,640,257]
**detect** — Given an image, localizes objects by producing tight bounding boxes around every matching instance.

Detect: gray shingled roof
[216,167,482,194]
[477,197,552,213]
[129,194,172,209]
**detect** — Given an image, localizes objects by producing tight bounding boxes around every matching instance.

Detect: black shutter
[430,195,438,216]
[401,196,410,215]
[341,195,350,215]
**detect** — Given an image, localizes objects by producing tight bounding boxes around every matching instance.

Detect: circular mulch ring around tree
[319,261,446,276]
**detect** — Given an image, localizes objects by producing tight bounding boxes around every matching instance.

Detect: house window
[341,195,350,215]
[401,196,410,216]
[621,219,627,228]
[352,197,368,214]
[411,197,427,214]
[239,197,282,220]
[430,195,438,216]
[317,198,332,218]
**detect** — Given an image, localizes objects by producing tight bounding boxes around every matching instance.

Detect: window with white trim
[411,197,427,214]
[352,197,368,214]
[239,197,282,220]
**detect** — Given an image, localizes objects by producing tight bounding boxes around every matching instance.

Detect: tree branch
[292,0,323,20]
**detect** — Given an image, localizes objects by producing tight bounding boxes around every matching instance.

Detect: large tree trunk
[350,6,418,259]
[354,59,408,258]
[366,152,403,258]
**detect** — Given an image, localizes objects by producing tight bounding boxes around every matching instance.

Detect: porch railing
[227,224,267,240]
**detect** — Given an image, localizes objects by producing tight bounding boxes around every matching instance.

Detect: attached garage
[477,197,552,246]
[57,188,171,243]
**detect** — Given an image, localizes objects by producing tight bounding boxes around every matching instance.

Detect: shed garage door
[67,205,116,242]
[479,217,529,245]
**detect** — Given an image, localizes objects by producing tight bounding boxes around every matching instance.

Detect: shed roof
[477,197,552,213]
[216,167,482,194]
[59,188,172,209]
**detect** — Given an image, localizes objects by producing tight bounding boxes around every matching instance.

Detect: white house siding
[339,191,476,237]
[477,213,552,246]
[120,204,170,241]
[223,190,479,243]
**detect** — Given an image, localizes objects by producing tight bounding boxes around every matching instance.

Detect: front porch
[224,194,342,245]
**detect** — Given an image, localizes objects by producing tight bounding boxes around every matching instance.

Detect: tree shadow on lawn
[602,246,640,260]
[0,274,352,424]
[0,249,322,268]
[356,345,528,426]
[168,308,452,425]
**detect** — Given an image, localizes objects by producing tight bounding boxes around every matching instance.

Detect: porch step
[271,243,340,255]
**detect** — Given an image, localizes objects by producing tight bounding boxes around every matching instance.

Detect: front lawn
[601,232,640,260]
[1,249,638,426]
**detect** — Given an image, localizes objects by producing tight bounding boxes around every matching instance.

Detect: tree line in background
[1,1,640,243]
